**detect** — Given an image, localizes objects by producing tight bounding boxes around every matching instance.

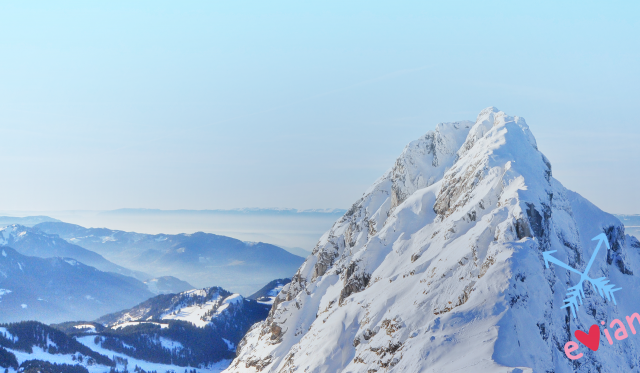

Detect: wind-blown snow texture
[225,108,640,373]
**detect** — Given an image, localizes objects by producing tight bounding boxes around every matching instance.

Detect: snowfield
[0,326,17,341]
[75,336,231,373]
[224,107,640,373]
[257,293,283,306]
[8,346,110,373]
[158,337,184,350]
[160,293,243,328]
[104,288,255,332]
[73,324,98,333]
[0,289,12,300]
[111,321,169,330]
[0,336,230,373]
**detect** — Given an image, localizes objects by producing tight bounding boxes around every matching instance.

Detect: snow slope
[1,340,230,373]
[225,107,640,373]
[99,287,261,330]
[161,292,243,328]
[75,336,230,373]
[6,346,110,373]
[85,286,272,371]
[248,279,291,306]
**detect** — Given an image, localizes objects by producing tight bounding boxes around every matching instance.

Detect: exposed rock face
[224,108,640,373]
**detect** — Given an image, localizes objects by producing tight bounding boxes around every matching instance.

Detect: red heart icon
[575,324,600,351]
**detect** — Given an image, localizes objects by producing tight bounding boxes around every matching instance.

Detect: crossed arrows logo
[543,233,621,319]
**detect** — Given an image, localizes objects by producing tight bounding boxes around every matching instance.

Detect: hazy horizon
[3,206,640,254]
[0,208,348,251]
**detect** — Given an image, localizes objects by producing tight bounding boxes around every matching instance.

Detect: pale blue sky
[1,1,639,213]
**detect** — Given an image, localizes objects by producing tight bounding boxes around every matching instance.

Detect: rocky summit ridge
[224,107,640,373]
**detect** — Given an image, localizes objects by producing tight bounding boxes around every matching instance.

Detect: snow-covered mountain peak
[387,120,472,201]
[476,105,499,116]
[436,107,549,222]
[225,108,640,373]
[346,120,472,250]
[0,224,27,245]
[457,107,537,161]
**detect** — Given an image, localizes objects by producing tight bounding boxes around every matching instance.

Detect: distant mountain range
[34,222,304,295]
[0,208,345,252]
[276,246,311,258]
[0,216,61,227]
[0,247,154,324]
[0,225,150,281]
[98,208,347,216]
[0,219,304,324]
[144,276,194,295]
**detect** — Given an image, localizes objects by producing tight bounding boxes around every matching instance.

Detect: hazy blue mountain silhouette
[0,247,155,323]
[35,222,305,294]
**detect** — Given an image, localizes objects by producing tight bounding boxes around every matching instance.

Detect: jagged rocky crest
[225,107,640,373]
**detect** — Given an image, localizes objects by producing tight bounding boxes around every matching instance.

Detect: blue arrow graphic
[542,233,621,319]
[543,250,582,275]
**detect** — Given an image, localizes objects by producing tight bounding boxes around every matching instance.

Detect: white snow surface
[159,337,184,350]
[101,236,117,243]
[146,278,161,294]
[257,283,287,305]
[72,336,231,373]
[0,338,231,373]
[267,284,284,298]
[0,225,27,245]
[111,321,169,330]
[7,346,110,373]
[0,327,17,342]
[161,293,244,327]
[108,289,246,330]
[73,324,98,333]
[0,289,11,301]
[224,108,640,373]
[222,338,236,352]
